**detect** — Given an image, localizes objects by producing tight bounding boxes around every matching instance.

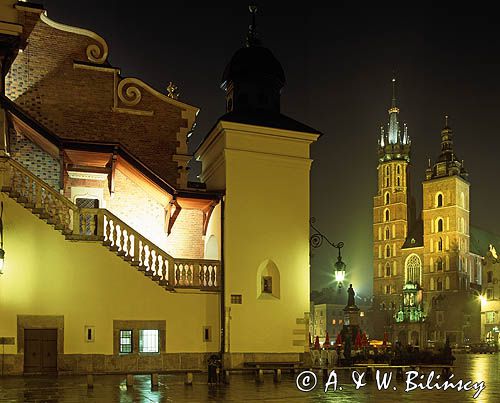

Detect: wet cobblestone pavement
[0,354,498,402]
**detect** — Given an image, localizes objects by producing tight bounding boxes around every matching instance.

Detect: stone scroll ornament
[40,12,109,64]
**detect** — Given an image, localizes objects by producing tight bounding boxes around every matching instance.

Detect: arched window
[396,177,401,186]
[460,217,465,233]
[386,177,390,187]
[437,278,443,291]
[437,218,443,232]
[385,227,390,240]
[438,237,443,251]
[385,192,390,205]
[397,165,401,174]
[384,209,390,222]
[488,271,493,283]
[386,166,390,176]
[460,192,465,208]
[405,254,422,284]
[437,193,443,207]
[386,245,391,258]
[385,263,391,276]
[436,257,443,271]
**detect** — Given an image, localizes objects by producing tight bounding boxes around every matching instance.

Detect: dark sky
[38,1,500,297]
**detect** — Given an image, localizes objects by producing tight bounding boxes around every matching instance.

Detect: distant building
[310,288,370,342]
[371,79,492,347]
[479,244,500,343]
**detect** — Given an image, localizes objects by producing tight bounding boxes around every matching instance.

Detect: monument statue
[347,283,355,307]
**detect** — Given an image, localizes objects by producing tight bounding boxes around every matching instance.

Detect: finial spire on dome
[391,75,397,108]
[445,114,449,128]
[246,4,261,47]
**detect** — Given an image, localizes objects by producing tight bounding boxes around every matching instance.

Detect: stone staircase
[0,156,221,292]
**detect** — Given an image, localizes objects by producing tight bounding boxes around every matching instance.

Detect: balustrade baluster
[140,242,147,267]
[96,210,104,238]
[175,264,181,286]
[119,225,126,251]
[110,220,117,245]
[35,183,42,209]
[88,211,96,235]
[125,230,132,256]
[153,252,160,275]
[160,256,167,281]
[147,246,153,271]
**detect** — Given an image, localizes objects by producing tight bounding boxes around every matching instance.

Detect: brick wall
[5,12,188,187]
[9,127,61,190]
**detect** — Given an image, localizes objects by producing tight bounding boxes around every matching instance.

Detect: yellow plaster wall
[197,121,318,353]
[0,196,220,355]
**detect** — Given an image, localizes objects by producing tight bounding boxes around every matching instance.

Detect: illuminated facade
[0,2,317,374]
[372,80,482,347]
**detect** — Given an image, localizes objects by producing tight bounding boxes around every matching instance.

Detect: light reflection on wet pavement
[0,354,498,402]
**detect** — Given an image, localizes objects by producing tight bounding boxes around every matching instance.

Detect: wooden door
[24,329,58,373]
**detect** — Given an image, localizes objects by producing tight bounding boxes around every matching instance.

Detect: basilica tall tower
[372,79,413,338]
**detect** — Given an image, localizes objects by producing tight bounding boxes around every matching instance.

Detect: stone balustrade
[0,156,221,292]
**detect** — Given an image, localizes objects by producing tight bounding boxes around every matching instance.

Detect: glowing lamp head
[0,248,4,275]
[334,256,346,284]
[479,295,487,305]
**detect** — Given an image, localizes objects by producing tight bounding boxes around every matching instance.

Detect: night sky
[37,1,500,297]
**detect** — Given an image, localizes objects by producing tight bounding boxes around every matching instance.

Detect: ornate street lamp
[310,217,346,288]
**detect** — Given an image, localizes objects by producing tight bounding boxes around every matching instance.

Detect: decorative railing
[0,157,221,291]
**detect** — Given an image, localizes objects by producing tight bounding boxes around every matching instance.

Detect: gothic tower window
[386,177,390,187]
[384,209,390,222]
[437,193,443,207]
[436,257,443,271]
[385,227,390,240]
[405,254,422,284]
[396,177,401,186]
[460,192,465,208]
[438,237,443,251]
[386,245,391,257]
[487,271,493,283]
[386,166,390,175]
[437,278,443,291]
[385,262,391,276]
[437,218,444,232]
[385,192,390,204]
[397,165,401,174]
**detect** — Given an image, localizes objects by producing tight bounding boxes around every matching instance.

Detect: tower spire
[246,4,261,47]
[391,75,397,108]
[377,75,410,162]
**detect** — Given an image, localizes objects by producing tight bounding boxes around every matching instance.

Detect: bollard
[273,368,281,383]
[126,374,133,388]
[322,368,329,383]
[255,369,264,383]
[86,374,93,389]
[185,371,193,385]
[151,373,159,389]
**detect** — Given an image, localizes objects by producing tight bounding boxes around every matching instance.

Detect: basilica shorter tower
[372,80,481,347]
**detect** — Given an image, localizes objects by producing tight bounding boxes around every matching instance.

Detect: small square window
[231,294,242,304]
[119,330,133,353]
[139,330,159,353]
[85,326,95,342]
[262,276,273,293]
[203,326,212,342]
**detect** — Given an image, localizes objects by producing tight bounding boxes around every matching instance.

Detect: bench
[243,361,303,383]
[86,369,203,389]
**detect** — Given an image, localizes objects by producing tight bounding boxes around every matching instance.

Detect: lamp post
[310,217,346,288]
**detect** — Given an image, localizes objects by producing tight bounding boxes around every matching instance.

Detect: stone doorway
[24,329,58,374]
